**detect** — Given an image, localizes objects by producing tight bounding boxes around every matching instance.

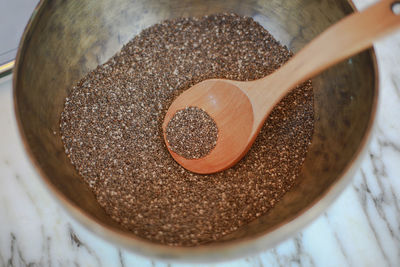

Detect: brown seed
[166,106,218,159]
[60,13,314,246]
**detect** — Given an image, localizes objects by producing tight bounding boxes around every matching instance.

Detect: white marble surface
[1,0,400,266]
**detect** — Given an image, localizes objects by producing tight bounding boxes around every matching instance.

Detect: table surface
[1,0,400,266]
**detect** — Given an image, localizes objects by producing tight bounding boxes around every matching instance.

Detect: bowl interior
[14,0,376,260]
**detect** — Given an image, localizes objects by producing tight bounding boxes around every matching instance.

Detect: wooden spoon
[162,0,400,174]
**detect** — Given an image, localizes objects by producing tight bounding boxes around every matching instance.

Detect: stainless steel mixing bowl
[13,0,378,262]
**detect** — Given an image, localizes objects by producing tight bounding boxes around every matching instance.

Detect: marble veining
[1,0,400,266]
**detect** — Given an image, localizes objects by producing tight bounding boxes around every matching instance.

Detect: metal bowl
[13,0,378,262]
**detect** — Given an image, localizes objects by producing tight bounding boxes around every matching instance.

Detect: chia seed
[166,106,218,159]
[60,13,314,246]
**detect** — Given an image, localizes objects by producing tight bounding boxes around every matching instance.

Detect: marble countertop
[1,0,400,266]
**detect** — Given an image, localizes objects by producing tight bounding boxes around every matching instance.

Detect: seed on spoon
[165,106,218,159]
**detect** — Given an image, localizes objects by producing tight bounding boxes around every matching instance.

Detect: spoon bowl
[163,80,254,173]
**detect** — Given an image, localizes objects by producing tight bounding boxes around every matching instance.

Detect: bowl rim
[12,0,379,262]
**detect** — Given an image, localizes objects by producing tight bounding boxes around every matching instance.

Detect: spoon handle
[251,0,400,108]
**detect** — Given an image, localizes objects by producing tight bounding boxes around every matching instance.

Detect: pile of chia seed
[60,13,314,246]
